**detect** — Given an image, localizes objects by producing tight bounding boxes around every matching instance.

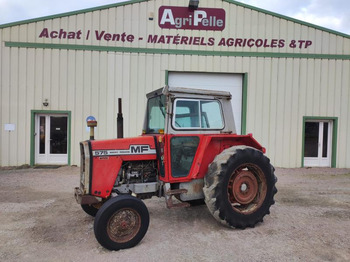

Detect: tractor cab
[143,86,236,135]
[141,86,261,183]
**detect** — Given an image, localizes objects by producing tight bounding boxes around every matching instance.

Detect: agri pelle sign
[158,6,225,31]
[36,4,313,50]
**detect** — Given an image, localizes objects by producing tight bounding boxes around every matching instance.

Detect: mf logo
[130,145,151,154]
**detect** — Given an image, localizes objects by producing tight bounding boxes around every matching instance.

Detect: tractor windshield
[145,94,166,134]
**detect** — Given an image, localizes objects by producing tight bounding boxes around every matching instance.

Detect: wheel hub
[232,170,259,205]
[107,208,141,243]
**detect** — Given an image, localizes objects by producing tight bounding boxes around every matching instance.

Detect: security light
[189,0,199,9]
[43,99,49,107]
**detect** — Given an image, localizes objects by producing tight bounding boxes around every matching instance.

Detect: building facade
[1,0,349,168]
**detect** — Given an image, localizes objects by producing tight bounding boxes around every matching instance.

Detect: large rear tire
[94,195,149,250]
[203,146,277,229]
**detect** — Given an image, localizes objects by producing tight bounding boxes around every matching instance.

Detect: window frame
[145,94,166,134]
[172,98,225,131]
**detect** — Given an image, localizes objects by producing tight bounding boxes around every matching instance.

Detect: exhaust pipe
[117,98,124,138]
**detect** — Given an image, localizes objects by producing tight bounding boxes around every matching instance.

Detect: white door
[304,121,332,167]
[35,114,68,165]
[168,72,243,134]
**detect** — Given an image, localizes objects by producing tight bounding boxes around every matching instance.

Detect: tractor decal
[92,145,156,156]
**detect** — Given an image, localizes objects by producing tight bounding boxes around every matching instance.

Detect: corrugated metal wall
[1,0,350,167]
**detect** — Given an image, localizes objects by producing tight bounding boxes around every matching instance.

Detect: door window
[146,94,166,133]
[322,123,329,158]
[39,116,46,154]
[304,122,319,157]
[170,136,199,177]
[50,117,68,154]
[201,100,224,128]
[174,100,200,128]
[173,99,224,130]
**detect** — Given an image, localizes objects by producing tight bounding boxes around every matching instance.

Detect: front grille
[80,143,85,188]
[79,141,91,194]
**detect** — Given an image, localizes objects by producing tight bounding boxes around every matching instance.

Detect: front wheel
[203,146,277,229]
[81,204,99,217]
[94,195,149,250]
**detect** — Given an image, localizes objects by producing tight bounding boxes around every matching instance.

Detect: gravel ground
[0,166,349,262]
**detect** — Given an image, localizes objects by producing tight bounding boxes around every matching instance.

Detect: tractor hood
[86,136,158,198]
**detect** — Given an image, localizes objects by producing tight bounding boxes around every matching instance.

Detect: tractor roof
[146,86,232,100]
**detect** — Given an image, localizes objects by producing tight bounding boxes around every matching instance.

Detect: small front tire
[94,195,149,250]
[81,204,99,217]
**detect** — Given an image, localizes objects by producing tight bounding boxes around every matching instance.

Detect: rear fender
[165,134,265,183]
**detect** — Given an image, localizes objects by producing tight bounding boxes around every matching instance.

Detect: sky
[0,0,349,35]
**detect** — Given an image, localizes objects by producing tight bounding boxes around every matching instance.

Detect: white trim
[93,145,156,156]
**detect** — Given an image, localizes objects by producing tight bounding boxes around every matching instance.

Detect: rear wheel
[94,195,149,250]
[203,146,277,229]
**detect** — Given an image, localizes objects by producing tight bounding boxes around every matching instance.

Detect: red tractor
[75,86,277,250]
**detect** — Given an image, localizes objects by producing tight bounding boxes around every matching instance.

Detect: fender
[164,133,265,183]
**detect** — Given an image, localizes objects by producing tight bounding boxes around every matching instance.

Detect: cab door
[168,135,200,178]
[164,98,224,181]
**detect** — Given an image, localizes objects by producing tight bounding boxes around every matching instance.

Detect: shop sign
[158,6,225,31]
[37,27,313,49]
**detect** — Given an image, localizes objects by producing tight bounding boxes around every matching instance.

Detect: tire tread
[203,146,277,229]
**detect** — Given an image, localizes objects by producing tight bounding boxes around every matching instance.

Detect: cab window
[173,99,224,130]
[146,95,166,133]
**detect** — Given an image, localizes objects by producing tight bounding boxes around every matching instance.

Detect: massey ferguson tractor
[74,86,277,251]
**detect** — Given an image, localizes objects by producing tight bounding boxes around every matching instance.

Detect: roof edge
[225,0,350,39]
[164,86,232,99]
[0,0,349,39]
[0,0,148,29]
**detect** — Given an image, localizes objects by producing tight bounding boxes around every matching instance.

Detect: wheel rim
[107,208,141,243]
[228,164,267,214]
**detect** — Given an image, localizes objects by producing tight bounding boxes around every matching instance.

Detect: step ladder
[164,183,190,209]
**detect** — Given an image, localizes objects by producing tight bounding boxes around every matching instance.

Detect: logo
[130,145,152,154]
[158,6,225,31]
